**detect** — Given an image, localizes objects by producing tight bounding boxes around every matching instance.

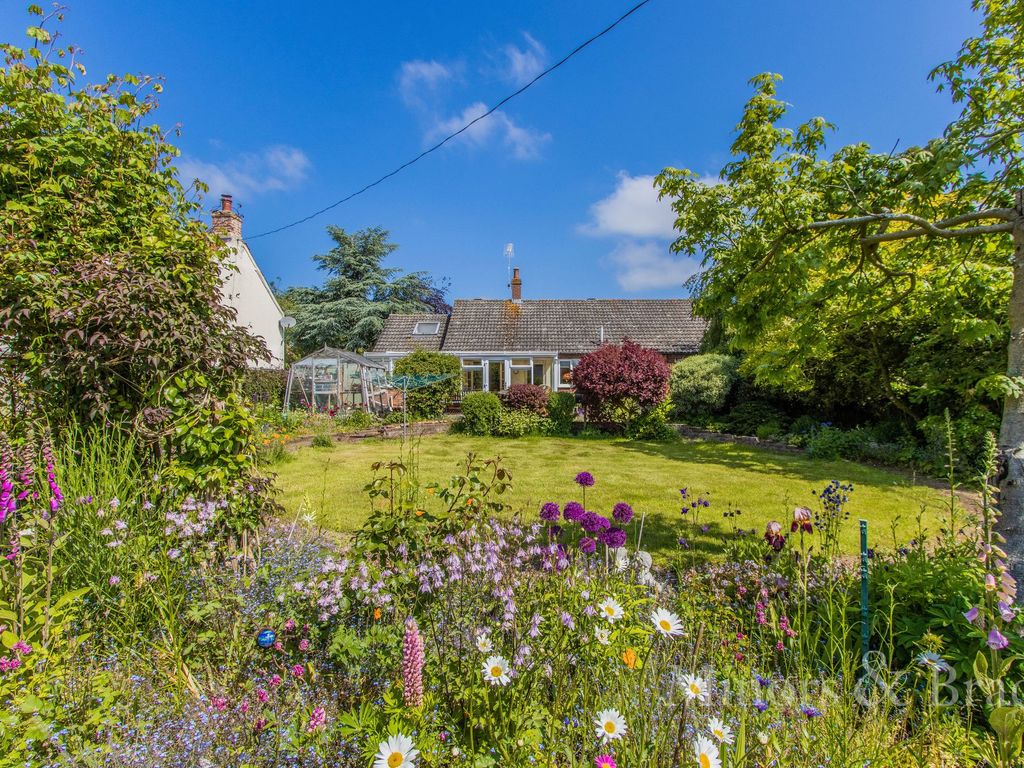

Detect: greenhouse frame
[283,347,393,413]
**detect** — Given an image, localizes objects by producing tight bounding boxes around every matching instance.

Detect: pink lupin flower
[402,617,425,708]
[307,706,326,732]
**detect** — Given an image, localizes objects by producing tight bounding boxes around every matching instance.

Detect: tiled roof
[371,314,450,353]
[440,299,706,356]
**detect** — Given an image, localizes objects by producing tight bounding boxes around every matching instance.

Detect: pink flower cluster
[402,617,425,707]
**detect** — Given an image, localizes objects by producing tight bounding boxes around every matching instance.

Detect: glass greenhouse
[283,347,392,413]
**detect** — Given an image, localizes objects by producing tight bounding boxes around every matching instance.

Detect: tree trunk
[998,191,1024,592]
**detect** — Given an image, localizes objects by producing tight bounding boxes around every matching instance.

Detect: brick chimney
[211,193,243,240]
[511,267,522,303]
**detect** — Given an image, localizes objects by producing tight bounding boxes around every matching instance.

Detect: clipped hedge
[394,350,461,418]
[241,367,288,406]
[547,392,577,436]
[669,354,739,418]
[461,392,502,436]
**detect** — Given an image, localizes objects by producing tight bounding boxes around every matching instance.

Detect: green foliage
[655,57,1014,428]
[393,351,460,419]
[719,400,790,437]
[240,368,289,407]
[311,431,334,448]
[546,392,577,436]
[282,226,450,354]
[669,353,739,418]
[626,401,677,441]
[460,392,502,436]
[918,404,1000,478]
[492,408,549,438]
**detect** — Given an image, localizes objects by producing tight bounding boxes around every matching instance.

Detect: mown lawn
[272,434,955,560]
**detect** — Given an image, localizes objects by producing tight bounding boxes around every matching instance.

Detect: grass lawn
[272,434,956,560]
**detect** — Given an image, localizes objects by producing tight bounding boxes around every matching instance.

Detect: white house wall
[219,238,285,367]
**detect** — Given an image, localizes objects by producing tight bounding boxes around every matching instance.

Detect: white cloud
[609,241,700,292]
[398,59,456,108]
[581,173,678,239]
[501,32,546,86]
[178,145,310,200]
[428,101,550,160]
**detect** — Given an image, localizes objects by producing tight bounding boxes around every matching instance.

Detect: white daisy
[651,608,684,637]
[707,716,734,744]
[373,733,419,768]
[594,627,611,645]
[694,735,721,768]
[681,673,709,702]
[598,597,624,623]
[482,655,511,686]
[594,708,627,742]
[475,632,493,653]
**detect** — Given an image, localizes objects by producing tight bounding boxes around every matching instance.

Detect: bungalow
[368,268,707,394]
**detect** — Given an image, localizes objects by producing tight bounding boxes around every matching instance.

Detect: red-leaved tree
[572,340,670,431]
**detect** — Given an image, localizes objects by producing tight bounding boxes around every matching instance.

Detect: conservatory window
[510,357,533,386]
[558,359,578,388]
[462,359,484,391]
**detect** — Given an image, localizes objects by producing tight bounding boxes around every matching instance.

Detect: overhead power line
[248,0,655,240]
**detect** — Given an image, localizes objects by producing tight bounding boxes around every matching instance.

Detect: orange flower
[426,488,435,495]
[373,608,382,621]
[466,498,476,506]
[622,648,639,669]
[414,509,425,517]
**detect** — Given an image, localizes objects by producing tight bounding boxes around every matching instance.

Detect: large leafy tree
[0,8,267,486]
[283,226,450,355]
[656,1,1024,566]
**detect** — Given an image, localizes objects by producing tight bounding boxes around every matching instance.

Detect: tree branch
[804,208,1016,244]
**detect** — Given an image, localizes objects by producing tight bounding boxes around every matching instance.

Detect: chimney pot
[211,192,242,239]
[511,267,522,302]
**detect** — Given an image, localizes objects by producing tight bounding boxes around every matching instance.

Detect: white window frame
[558,358,578,389]
[412,321,440,336]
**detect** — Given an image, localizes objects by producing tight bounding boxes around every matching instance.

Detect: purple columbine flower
[579,537,597,554]
[800,705,822,718]
[988,629,1010,651]
[612,502,634,524]
[753,699,768,712]
[563,501,585,522]
[575,471,595,487]
[540,502,560,521]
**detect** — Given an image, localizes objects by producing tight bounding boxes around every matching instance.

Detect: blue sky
[4,1,978,300]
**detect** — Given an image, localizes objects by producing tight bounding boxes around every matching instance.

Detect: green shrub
[627,401,677,441]
[461,392,502,436]
[547,392,577,436]
[918,405,1000,478]
[719,400,790,437]
[393,351,461,419]
[311,431,334,448]
[241,367,288,406]
[493,408,550,438]
[805,426,864,460]
[343,409,376,430]
[669,354,739,418]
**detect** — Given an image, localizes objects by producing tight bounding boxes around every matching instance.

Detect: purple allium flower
[988,629,1010,650]
[579,537,597,554]
[575,471,595,487]
[612,502,634,524]
[549,525,563,539]
[599,527,627,549]
[581,512,611,534]
[402,618,425,707]
[540,502,561,521]
[563,501,585,522]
